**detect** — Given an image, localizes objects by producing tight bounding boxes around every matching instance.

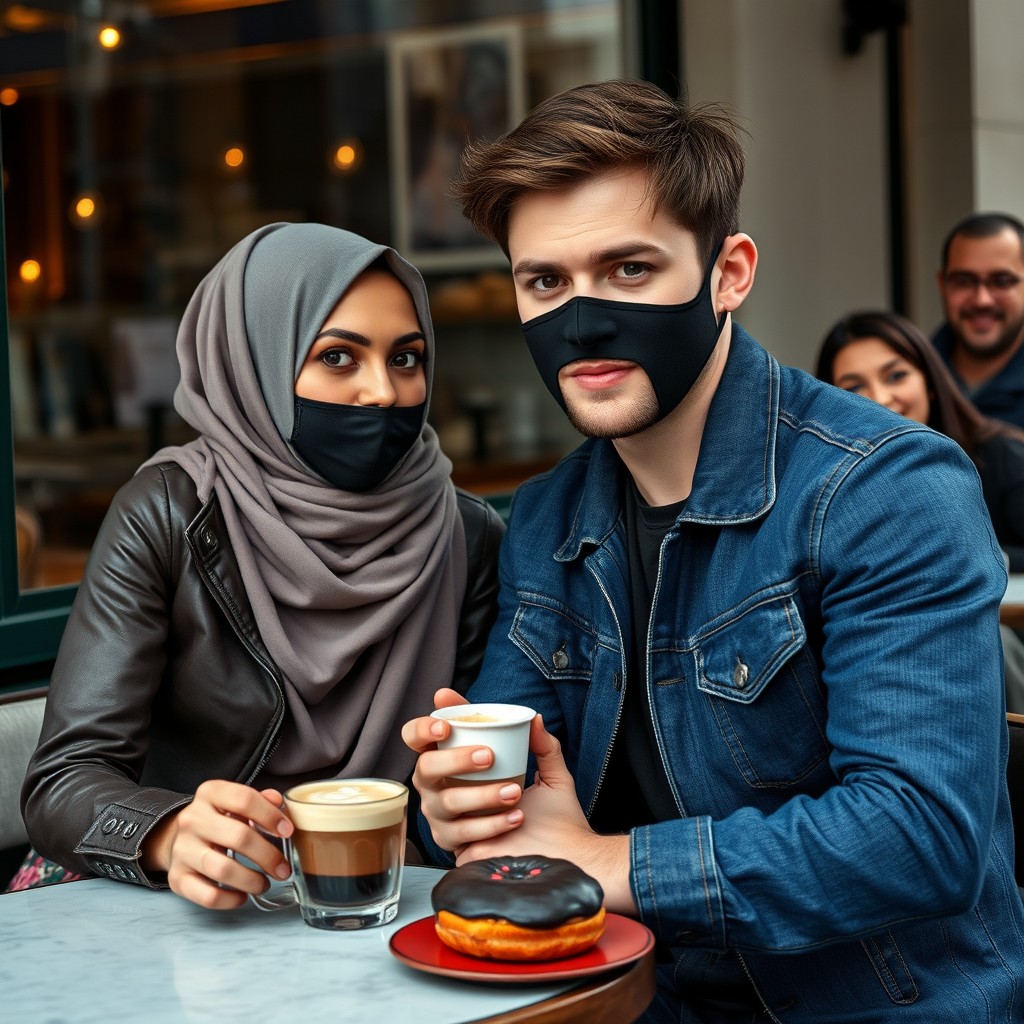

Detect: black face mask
[520,248,726,421]
[290,397,424,493]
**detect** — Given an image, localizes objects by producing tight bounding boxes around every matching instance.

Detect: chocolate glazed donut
[431,856,606,960]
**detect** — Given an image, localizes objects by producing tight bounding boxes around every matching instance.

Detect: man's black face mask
[519,246,726,422]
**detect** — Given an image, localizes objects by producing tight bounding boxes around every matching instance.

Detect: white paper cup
[431,703,536,785]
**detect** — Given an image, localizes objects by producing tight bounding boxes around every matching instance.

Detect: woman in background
[17,223,504,905]
[817,309,1024,711]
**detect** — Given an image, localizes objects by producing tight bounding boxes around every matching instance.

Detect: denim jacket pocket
[511,597,596,682]
[695,591,829,788]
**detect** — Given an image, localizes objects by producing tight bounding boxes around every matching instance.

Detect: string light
[0,87,18,106]
[223,146,245,170]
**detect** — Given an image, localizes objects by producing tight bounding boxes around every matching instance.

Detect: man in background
[934,211,1024,428]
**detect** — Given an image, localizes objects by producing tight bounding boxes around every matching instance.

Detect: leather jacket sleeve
[451,489,506,694]
[21,467,198,887]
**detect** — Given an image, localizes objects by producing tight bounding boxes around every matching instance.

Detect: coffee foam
[285,780,407,832]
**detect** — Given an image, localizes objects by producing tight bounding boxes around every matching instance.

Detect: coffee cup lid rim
[430,704,536,725]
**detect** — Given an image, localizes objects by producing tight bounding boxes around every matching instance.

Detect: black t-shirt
[590,478,683,833]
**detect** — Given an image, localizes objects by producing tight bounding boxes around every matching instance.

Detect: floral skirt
[4,849,85,892]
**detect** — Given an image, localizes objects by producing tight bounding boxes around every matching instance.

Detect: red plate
[388,912,654,983]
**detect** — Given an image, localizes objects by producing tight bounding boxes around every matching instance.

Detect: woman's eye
[886,370,908,384]
[390,350,423,369]
[320,348,353,368]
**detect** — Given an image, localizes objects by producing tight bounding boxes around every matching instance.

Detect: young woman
[816,310,1024,570]
[817,309,1024,711]
[17,223,504,907]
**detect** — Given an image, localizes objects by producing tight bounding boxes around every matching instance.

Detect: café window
[1,0,632,594]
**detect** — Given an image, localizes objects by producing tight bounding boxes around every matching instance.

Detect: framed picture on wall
[388,23,526,271]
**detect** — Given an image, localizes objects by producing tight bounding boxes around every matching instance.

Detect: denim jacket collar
[555,323,778,562]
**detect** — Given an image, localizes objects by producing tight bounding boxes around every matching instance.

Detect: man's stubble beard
[953,307,1024,361]
[562,386,661,439]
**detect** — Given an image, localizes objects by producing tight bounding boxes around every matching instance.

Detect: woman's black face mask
[520,246,725,422]
[290,397,423,493]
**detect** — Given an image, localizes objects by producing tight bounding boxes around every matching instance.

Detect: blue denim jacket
[429,325,1024,1020]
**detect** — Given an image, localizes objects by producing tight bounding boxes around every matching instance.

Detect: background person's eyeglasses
[943,270,1023,293]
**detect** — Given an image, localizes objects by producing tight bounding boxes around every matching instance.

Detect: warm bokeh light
[331,138,363,173]
[223,146,245,169]
[71,193,103,227]
[19,260,42,284]
[0,87,18,106]
[98,25,121,49]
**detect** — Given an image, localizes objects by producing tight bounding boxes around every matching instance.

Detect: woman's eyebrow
[313,328,370,347]
[391,331,426,348]
[311,328,425,348]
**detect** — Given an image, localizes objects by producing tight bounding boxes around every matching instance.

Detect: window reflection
[3,1,622,590]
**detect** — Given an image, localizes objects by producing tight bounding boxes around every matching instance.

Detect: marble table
[0,866,653,1024]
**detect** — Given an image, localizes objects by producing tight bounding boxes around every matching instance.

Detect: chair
[0,694,45,887]
[1008,713,1024,889]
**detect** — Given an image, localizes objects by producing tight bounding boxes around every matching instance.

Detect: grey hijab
[143,222,466,781]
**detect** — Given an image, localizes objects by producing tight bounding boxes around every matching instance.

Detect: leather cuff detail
[76,802,158,859]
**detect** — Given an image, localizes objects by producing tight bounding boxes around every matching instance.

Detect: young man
[934,211,1024,428]
[404,81,1024,1021]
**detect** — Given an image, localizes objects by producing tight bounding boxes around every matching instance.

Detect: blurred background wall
[1,0,1022,680]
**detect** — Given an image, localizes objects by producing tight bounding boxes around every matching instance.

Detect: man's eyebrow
[512,257,565,277]
[512,242,669,277]
[590,241,669,264]
[311,328,425,348]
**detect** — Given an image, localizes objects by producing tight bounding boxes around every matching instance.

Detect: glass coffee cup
[247,778,408,930]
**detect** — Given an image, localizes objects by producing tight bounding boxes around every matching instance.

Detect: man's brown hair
[450,79,745,265]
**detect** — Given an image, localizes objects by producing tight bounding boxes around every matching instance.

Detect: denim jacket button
[552,645,569,670]
[732,658,749,688]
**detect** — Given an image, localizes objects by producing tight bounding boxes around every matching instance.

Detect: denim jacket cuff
[630,815,727,949]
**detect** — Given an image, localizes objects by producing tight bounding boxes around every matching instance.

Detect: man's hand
[461,715,637,916]
[142,780,293,910]
[401,688,527,852]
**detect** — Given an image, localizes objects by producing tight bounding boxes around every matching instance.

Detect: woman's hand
[142,780,293,910]
[401,688,526,855]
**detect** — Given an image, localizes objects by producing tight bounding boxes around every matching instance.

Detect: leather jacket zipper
[192,542,286,785]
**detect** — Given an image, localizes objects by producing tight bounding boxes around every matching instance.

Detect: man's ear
[715,234,757,313]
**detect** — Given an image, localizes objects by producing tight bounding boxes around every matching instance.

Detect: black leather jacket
[22,463,504,888]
